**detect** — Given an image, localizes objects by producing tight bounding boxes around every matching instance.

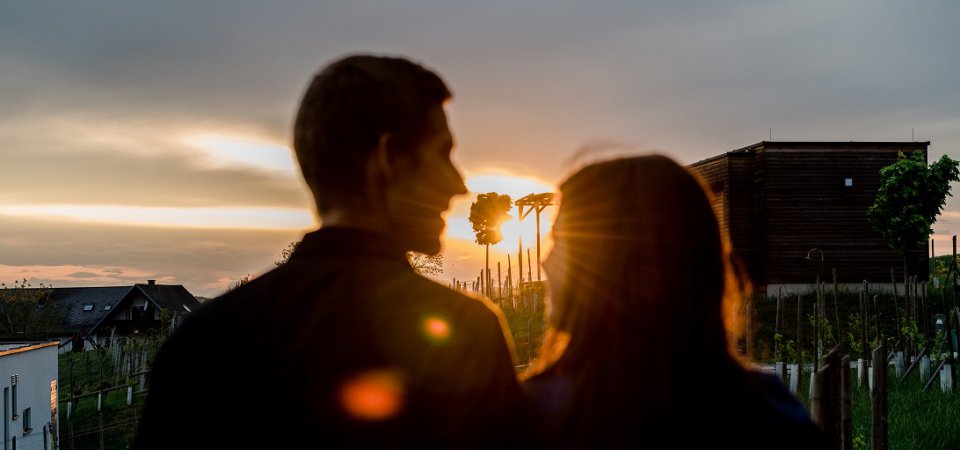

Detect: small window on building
[83,304,94,311]
[844,177,853,187]
[22,407,30,434]
[50,380,57,422]
[11,382,17,420]
[103,305,111,311]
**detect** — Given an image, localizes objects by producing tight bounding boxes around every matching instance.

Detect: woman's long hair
[526,154,752,447]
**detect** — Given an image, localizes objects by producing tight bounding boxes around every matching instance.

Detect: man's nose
[452,173,468,196]
[445,164,468,197]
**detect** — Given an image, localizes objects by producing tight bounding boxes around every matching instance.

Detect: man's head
[294,55,466,254]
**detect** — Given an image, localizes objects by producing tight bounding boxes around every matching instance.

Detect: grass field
[790,365,960,450]
[849,371,960,450]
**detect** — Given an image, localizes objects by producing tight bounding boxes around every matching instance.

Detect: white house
[0,342,58,450]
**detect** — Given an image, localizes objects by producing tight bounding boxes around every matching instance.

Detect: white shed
[0,342,58,450]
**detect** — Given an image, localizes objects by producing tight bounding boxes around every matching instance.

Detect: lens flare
[423,316,451,343]
[339,369,405,421]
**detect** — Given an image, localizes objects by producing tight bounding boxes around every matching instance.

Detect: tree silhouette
[275,241,301,266]
[0,279,63,339]
[408,252,443,277]
[275,241,442,277]
[469,193,513,297]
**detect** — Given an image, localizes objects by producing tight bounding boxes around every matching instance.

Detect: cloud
[3,0,960,292]
[65,272,101,279]
[0,215,307,297]
[4,1,959,178]
[0,205,314,230]
[0,116,311,208]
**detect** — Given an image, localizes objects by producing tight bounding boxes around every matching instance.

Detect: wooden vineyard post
[920,278,928,339]
[527,248,537,312]
[507,258,513,307]
[860,281,870,388]
[871,344,888,450]
[833,268,841,350]
[814,276,821,376]
[947,236,958,388]
[873,295,881,350]
[507,258,512,301]
[900,346,927,384]
[527,248,533,286]
[516,253,524,310]
[841,355,852,450]
[775,288,785,382]
[775,288,783,362]
[890,268,906,362]
[812,346,841,449]
[497,262,502,301]
[518,246,523,286]
[487,267,493,299]
[795,294,804,394]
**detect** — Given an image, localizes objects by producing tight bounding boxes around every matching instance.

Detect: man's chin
[394,219,444,255]
[393,228,442,255]
[407,238,442,256]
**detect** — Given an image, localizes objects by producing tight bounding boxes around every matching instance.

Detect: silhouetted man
[135,55,535,449]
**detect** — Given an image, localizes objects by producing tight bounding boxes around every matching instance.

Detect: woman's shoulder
[744,370,830,448]
[523,371,573,417]
[748,371,809,420]
[522,371,586,450]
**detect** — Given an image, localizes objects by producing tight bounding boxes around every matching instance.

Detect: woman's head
[541,154,746,369]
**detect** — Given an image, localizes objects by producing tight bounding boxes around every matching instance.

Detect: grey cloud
[65,272,101,279]
[435,1,960,176]
[0,122,311,208]
[4,1,958,175]
[0,214,306,297]
[2,0,960,277]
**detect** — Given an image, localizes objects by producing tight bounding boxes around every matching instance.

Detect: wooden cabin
[689,141,930,294]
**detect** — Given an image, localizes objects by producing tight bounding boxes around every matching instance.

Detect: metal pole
[535,200,542,281]
[517,204,524,285]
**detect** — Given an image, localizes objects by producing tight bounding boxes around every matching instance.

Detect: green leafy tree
[867,151,960,276]
[468,193,513,296]
[0,279,64,338]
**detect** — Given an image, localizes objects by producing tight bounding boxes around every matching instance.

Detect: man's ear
[371,132,395,185]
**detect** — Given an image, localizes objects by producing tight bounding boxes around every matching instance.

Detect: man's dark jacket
[135,228,535,449]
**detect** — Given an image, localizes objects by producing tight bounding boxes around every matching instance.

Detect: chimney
[147,280,156,285]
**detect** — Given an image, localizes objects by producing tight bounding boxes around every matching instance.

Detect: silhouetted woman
[524,155,828,449]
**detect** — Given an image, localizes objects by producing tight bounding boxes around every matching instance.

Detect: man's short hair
[293,54,452,213]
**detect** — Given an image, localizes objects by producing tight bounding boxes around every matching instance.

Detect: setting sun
[446,172,557,249]
[441,171,558,285]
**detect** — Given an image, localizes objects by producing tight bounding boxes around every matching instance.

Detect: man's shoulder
[400,274,504,320]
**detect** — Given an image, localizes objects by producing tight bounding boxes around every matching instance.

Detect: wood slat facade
[689,141,929,291]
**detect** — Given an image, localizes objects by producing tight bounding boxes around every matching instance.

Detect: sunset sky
[2,1,959,297]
